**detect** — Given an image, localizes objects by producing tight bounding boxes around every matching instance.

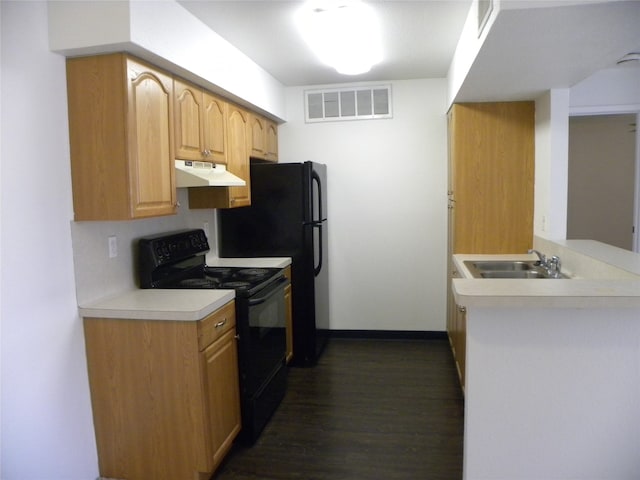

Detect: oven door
[239,276,289,397]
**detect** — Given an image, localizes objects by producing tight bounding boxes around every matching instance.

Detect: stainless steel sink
[468,260,539,272]
[463,260,566,279]
[479,270,547,279]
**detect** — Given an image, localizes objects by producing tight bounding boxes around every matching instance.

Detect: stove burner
[237,268,270,278]
[204,266,234,277]
[220,280,252,289]
[178,278,220,289]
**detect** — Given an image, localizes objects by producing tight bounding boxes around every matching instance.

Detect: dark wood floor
[214,337,464,480]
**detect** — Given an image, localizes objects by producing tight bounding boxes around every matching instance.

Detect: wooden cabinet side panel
[66,54,130,220]
[126,58,176,218]
[452,102,534,254]
[83,318,208,480]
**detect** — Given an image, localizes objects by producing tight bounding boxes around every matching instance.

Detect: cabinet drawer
[198,301,236,350]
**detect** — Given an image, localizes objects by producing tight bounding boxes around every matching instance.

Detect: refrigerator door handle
[311,169,327,222]
[313,222,323,276]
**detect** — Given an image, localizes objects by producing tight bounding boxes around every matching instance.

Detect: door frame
[569,104,640,253]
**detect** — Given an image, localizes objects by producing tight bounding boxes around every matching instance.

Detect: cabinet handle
[215,318,227,328]
[202,150,211,157]
[457,306,467,313]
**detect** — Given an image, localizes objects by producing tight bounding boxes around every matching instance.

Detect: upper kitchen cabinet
[248,113,279,162]
[448,102,534,254]
[189,103,251,208]
[66,54,177,221]
[174,78,227,164]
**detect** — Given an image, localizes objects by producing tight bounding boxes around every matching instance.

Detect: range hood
[175,160,246,188]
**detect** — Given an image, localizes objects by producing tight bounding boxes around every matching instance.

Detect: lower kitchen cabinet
[83,300,240,480]
[449,301,466,390]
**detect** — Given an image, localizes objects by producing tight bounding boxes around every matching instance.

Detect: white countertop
[452,253,640,308]
[78,289,235,321]
[78,256,291,321]
[206,255,291,269]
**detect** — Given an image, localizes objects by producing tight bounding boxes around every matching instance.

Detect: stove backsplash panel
[71,190,219,305]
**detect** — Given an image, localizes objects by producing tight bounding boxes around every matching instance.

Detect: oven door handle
[247,276,289,306]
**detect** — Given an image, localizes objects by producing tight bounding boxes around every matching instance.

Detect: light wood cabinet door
[448,102,534,254]
[203,91,227,164]
[201,329,242,467]
[265,119,279,162]
[226,105,251,207]
[452,303,466,390]
[174,79,205,161]
[249,113,266,159]
[248,113,278,162]
[66,53,176,220]
[127,59,177,218]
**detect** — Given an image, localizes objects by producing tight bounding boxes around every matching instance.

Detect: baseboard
[328,330,447,340]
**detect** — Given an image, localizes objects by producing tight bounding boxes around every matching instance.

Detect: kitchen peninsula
[452,238,640,480]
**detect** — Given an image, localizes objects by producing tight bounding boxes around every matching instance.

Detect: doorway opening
[567,113,639,252]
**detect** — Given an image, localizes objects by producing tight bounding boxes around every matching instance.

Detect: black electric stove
[138,229,288,444]
[138,229,283,295]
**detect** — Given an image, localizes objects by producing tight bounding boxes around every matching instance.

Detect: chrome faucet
[547,255,562,278]
[528,249,562,277]
[527,249,546,265]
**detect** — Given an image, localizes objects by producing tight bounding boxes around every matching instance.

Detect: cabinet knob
[457,305,467,313]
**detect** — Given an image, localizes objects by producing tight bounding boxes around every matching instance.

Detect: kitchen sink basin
[479,270,547,279]
[468,260,539,271]
[463,260,567,279]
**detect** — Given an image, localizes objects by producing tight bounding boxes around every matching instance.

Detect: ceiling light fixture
[295,0,382,76]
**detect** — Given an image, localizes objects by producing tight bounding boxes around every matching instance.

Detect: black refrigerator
[218,161,329,366]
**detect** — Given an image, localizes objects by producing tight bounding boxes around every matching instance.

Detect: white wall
[533,66,640,246]
[1,2,99,478]
[534,89,570,240]
[465,306,640,479]
[447,0,497,106]
[279,80,449,331]
[570,67,640,115]
[0,3,223,478]
[48,0,286,120]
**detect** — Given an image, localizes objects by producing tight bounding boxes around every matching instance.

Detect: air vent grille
[305,85,392,122]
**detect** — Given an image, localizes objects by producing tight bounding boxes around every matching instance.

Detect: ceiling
[178,0,472,86]
[178,0,640,101]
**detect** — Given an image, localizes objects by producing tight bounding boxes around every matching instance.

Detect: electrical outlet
[108,236,118,258]
[203,222,210,239]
